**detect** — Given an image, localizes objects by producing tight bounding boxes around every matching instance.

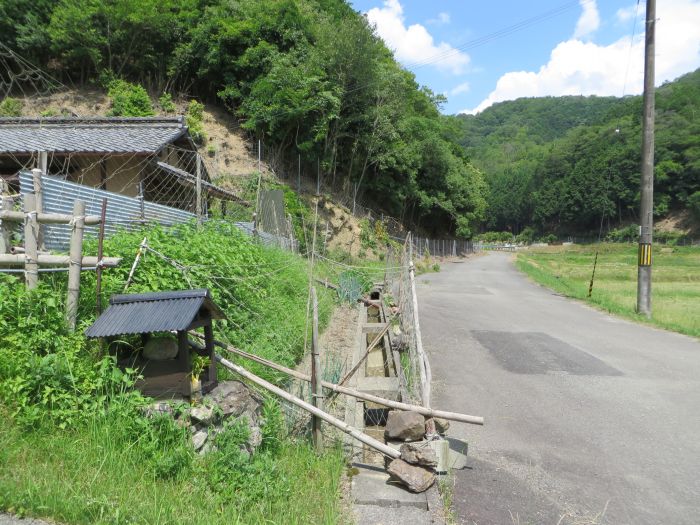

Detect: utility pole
[637,0,656,317]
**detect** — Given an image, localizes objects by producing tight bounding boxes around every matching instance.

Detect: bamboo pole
[0,254,120,267]
[96,198,108,314]
[215,353,400,458]
[23,193,39,289]
[66,199,85,330]
[311,286,323,450]
[124,237,148,292]
[32,168,44,250]
[0,209,102,225]
[196,154,202,226]
[193,333,484,425]
[0,195,12,254]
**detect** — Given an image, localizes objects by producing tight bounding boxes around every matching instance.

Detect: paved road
[417,252,700,525]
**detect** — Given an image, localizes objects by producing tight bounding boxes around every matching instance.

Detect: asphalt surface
[417,252,700,525]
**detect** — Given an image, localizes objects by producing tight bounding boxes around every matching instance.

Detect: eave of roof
[85,289,226,338]
[0,116,191,155]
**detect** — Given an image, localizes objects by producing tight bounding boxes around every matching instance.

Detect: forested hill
[456,69,700,236]
[0,0,486,238]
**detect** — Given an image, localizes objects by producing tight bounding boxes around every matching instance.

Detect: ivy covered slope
[457,69,700,236]
[0,222,343,524]
[1,0,487,237]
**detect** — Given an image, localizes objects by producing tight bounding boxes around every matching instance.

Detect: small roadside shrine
[85,289,226,399]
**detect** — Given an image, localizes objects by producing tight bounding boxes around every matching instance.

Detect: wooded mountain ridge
[457,69,700,236]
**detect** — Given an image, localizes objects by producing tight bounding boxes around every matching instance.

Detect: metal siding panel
[20,172,195,251]
[85,297,204,337]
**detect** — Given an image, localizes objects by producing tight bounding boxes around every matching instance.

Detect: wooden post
[23,193,39,289]
[311,286,323,451]
[32,168,44,250]
[0,192,12,254]
[196,153,202,225]
[204,321,217,385]
[66,199,85,330]
[96,198,108,314]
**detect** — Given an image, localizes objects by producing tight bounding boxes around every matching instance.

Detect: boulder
[207,381,262,420]
[191,430,208,451]
[384,410,425,442]
[189,405,214,426]
[143,336,178,361]
[400,442,438,467]
[387,458,436,493]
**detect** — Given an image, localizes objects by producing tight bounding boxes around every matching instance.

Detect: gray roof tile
[0,117,188,154]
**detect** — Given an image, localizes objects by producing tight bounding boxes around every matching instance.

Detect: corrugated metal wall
[19,172,297,253]
[20,172,196,251]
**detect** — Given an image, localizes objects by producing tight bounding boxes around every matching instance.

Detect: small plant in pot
[190,355,210,405]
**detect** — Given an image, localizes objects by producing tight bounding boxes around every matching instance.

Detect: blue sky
[349,0,700,114]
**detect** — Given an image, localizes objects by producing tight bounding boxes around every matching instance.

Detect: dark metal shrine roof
[0,116,188,154]
[85,289,226,338]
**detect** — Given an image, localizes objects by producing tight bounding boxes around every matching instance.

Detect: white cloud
[573,0,600,39]
[465,0,700,114]
[366,0,469,74]
[450,81,470,95]
[428,12,451,25]
[616,4,638,23]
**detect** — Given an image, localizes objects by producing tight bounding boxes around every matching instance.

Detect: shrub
[0,97,22,117]
[186,100,206,143]
[159,92,176,113]
[0,276,145,428]
[107,79,154,117]
[539,233,557,244]
[606,225,638,243]
[515,227,535,244]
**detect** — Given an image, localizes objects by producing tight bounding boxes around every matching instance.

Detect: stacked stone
[383,410,450,493]
[143,380,263,456]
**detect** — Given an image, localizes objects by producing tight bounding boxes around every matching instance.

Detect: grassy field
[516,243,700,338]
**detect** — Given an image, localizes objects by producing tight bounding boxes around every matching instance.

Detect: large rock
[191,430,208,451]
[384,410,425,442]
[425,417,450,435]
[143,336,178,360]
[400,442,438,467]
[189,405,214,426]
[207,380,262,420]
[387,458,436,493]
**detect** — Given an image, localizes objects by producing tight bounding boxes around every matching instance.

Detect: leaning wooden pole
[96,198,108,314]
[66,199,86,330]
[311,286,323,451]
[215,354,400,459]
[195,334,484,425]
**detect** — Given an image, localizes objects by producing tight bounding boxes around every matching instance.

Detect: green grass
[516,243,700,338]
[0,220,347,525]
[0,413,345,525]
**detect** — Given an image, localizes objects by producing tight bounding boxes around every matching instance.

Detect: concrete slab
[358,376,399,392]
[362,322,389,332]
[351,464,428,510]
[354,504,435,525]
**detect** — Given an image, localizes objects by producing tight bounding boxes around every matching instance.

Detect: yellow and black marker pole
[638,243,652,267]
